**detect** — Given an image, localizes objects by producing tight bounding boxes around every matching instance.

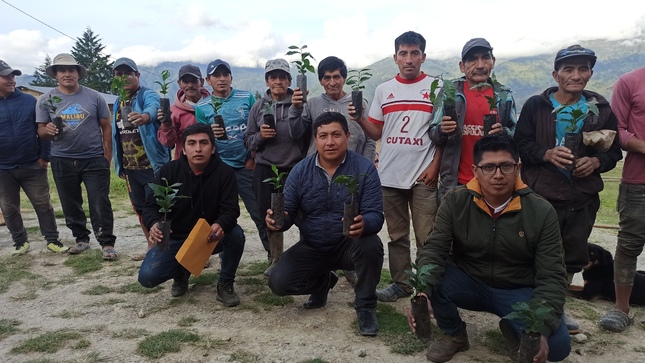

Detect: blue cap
[207,59,232,75]
[113,57,138,72]
[554,45,597,69]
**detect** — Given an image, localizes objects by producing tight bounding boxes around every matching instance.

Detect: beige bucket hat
[46,53,87,80]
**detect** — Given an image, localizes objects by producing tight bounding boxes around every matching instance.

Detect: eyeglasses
[476,163,517,175]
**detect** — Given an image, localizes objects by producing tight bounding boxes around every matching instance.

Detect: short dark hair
[313,112,349,136]
[395,31,426,53]
[317,56,347,81]
[473,134,519,165]
[182,123,215,147]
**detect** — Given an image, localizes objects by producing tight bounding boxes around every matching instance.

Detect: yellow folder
[175,218,218,277]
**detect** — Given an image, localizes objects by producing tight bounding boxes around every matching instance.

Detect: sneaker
[426,327,470,363]
[12,242,30,256]
[216,280,240,307]
[563,313,580,334]
[376,283,412,302]
[499,319,520,361]
[171,268,190,297]
[47,242,69,253]
[303,271,339,309]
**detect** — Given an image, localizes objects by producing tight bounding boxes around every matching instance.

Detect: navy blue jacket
[281,150,384,248]
[0,89,50,169]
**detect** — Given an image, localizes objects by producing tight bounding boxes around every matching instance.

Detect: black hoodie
[143,152,240,240]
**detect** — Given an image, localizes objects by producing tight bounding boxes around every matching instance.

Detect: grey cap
[554,44,597,69]
[0,60,21,76]
[45,53,87,80]
[178,64,202,79]
[461,38,493,59]
[113,57,138,72]
[207,59,231,75]
[264,58,291,75]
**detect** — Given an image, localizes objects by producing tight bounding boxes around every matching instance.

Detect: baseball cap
[46,53,87,80]
[178,64,202,80]
[207,59,232,75]
[554,45,597,69]
[461,38,493,59]
[0,60,22,76]
[113,57,138,72]
[264,58,291,75]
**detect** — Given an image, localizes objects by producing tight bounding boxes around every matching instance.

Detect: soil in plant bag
[214,115,228,140]
[483,114,496,135]
[519,332,541,363]
[157,220,171,252]
[563,133,582,171]
[271,192,285,229]
[351,91,363,119]
[121,105,134,128]
[443,105,458,122]
[53,116,64,141]
[411,295,432,343]
[297,74,308,103]
[160,98,172,124]
[264,114,276,131]
[343,202,359,237]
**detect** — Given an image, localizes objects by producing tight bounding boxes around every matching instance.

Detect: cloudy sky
[1,0,644,74]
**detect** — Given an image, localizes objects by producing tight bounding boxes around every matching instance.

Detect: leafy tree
[30,54,57,87]
[254,90,263,101]
[71,27,114,93]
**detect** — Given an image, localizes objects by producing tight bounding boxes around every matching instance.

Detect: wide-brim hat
[46,53,87,80]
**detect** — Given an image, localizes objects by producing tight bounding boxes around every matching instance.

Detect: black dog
[568,243,645,306]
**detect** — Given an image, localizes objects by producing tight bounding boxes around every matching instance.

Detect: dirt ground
[1,206,645,363]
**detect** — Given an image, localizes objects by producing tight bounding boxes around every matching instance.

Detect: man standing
[514,45,622,332]
[36,53,117,260]
[0,60,65,255]
[111,57,170,259]
[430,38,516,200]
[354,31,441,301]
[598,66,645,332]
[267,112,384,336]
[206,59,267,257]
[411,134,570,363]
[139,124,245,306]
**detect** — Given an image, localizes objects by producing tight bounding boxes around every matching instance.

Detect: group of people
[1,29,644,363]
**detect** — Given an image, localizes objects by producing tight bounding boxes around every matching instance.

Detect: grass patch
[111,328,149,339]
[231,349,259,363]
[82,285,112,295]
[0,255,40,293]
[69,352,107,363]
[483,329,506,356]
[25,226,41,234]
[0,319,21,339]
[238,261,269,276]
[191,272,219,287]
[374,303,427,355]
[10,290,38,301]
[565,297,603,321]
[104,298,127,305]
[597,163,621,225]
[178,316,199,327]
[50,310,87,319]
[11,330,82,354]
[253,292,294,306]
[63,250,104,274]
[117,282,162,294]
[73,339,91,349]
[239,277,265,286]
[300,359,330,363]
[136,330,200,359]
[23,360,56,363]
[378,268,393,288]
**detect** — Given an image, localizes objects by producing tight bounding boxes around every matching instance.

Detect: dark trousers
[268,234,384,311]
[554,195,600,273]
[51,156,115,246]
[138,224,245,286]
[123,168,154,218]
[252,163,290,252]
[235,167,268,251]
[432,264,571,362]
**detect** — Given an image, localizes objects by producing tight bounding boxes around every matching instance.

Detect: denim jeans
[268,234,384,311]
[50,156,115,246]
[614,183,645,285]
[138,224,245,287]
[0,162,59,244]
[382,183,438,287]
[432,264,571,362]
[235,167,268,251]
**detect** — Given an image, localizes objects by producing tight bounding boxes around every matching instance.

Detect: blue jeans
[432,264,570,362]
[51,156,115,246]
[138,224,245,286]
[0,162,59,244]
[235,167,268,251]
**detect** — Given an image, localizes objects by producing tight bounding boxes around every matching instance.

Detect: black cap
[178,64,202,79]
[554,45,597,69]
[461,38,493,59]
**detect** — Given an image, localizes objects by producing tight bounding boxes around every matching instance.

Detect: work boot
[216,280,240,307]
[357,309,379,336]
[499,319,520,361]
[303,271,339,309]
[426,327,469,363]
[171,268,190,297]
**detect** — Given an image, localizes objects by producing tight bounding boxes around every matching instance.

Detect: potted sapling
[552,100,599,171]
[333,174,367,237]
[111,75,134,129]
[41,95,63,140]
[346,68,372,119]
[148,177,189,251]
[155,70,172,125]
[470,73,509,134]
[263,100,276,131]
[503,300,552,363]
[405,262,436,343]
[286,44,315,103]
[211,97,227,140]
[263,165,288,229]
[440,77,458,122]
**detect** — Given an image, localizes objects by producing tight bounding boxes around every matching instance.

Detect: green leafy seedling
[148,177,189,221]
[346,68,372,91]
[503,300,553,334]
[212,97,223,115]
[286,44,316,75]
[262,165,288,192]
[111,75,132,103]
[333,174,368,204]
[41,95,62,115]
[552,100,599,133]
[404,263,436,295]
[154,70,172,96]
[469,72,509,113]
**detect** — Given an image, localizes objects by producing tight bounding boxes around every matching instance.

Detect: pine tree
[71,27,114,93]
[30,55,57,87]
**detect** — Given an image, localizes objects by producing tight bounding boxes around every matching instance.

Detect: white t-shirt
[368,73,441,188]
